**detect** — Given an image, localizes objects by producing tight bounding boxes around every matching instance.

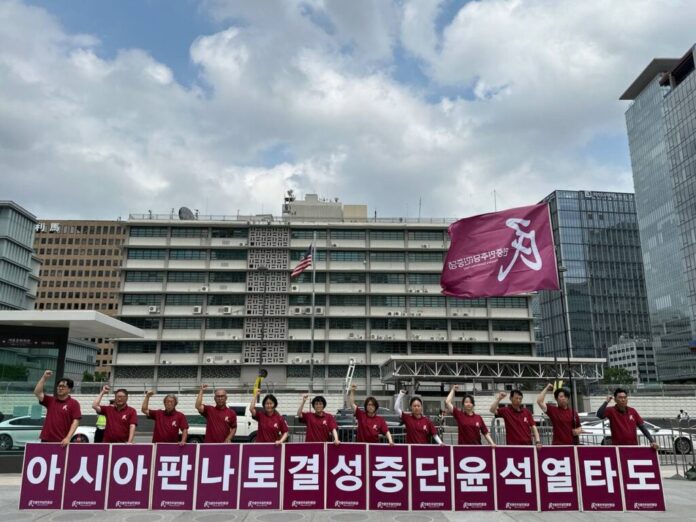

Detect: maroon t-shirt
[452,408,488,445]
[496,406,535,445]
[299,411,337,442]
[253,410,289,442]
[545,404,581,445]
[39,394,82,442]
[100,404,138,443]
[354,408,388,443]
[604,406,643,445]
[401,413,437,444]
[201,405,237,443]
[148,409,189,443]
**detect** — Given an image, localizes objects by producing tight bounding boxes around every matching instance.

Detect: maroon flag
[63,443,110,510]
[441,203,559,298]
[618,447,665,511]
[19,443,66,510]
[291,245,313,278]
[326,443,367,510]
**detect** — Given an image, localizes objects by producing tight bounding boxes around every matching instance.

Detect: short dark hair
[57,378,74,390]
[409,396,422,407]
[364,396,379,410]
[462,394,475,406]
[114,388,128,397]
[554,387,570,400]
[614,387,628,397]
[510,389,524,399]
[312,395,326,408]
[262,394,278,408]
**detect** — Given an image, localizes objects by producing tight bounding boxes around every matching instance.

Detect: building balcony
[449,307,487,318]
[160,329,202,340]
[204,329,244,340]
[124,259,166,269]
[370,307,408,317]
[408,240,447,250]
[163,305,203,316]
[328,306,367,316]
[369,240,406,248]
[329,261,366,270]
[406,285,441,294]
[157,353,199,365]
[208,282,246,293]
[121,305,156,316]
[330,240,366,248]
[123,282,163,292]
[209,260,247,270]
[287,329,327,341]
[369,262,406,271]
[407,262,443,271]
[370,284,406,294]
[489,308,530,318]
[326,353,368,364]
[289,282,327,293]
[210,238,248,247]
[407,308,447,317]
[165,282,208,292]
[290,238,329,248]
[115,353,156,365]
[169,237,211,247]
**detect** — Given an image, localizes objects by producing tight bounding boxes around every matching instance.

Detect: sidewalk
[1,474,692,521]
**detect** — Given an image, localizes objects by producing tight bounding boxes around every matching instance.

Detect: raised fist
[605,395,613,404]
[102,384,110,394]
[302,393,309,400]
[200,384,208,392]
[43,370,53,379]
[497,391,507,400]
[145,390,155,397]
[451,384,459,392]
[399,390,407,395]
[350,384,357,391]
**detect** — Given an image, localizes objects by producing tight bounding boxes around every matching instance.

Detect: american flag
[290,245,313,278]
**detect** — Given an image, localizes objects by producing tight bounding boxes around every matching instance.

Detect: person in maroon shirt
[445,385,495,446]
[249,390,289,444]
[141,390,189,444]
[297,394,340,444]
[92,385,138,443]
[597,388,659,449]
[348,384,394,444]
[489,390,541,447]
[394,390,443,445]
[536,384,582,445]
[33,370,81,446]
[195,384,237,443]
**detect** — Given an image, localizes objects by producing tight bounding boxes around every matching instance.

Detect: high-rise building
[538,190,651,361]
[607,337,657,384]
[622,46,696,381]
[33,220,127,376]
[0,201,39,310]
[111,194,536,395]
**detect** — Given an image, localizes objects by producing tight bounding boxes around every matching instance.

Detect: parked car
[186,403,261,443]
[580,419,693,454]
[0,416,96,450]
[334,407,402,428]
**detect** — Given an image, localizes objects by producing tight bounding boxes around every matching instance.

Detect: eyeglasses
[56,384,69,388]
[214,395,227,398]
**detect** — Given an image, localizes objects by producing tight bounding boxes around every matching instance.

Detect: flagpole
[309,232,317,394]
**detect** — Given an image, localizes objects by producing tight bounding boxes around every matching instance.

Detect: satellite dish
[178,207,195,220]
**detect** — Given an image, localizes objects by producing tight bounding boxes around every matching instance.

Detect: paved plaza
[0,473,693,521]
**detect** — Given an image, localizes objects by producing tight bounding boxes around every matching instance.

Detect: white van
[186,403,260,443]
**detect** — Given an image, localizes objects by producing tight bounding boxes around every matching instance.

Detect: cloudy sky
[1,0,694,220]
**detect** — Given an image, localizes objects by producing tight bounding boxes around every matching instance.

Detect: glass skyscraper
[538,190,651,361]
[622,47,696,381]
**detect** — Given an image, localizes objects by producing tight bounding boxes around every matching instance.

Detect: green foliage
[0,364,29,380]
[603,367,635,385]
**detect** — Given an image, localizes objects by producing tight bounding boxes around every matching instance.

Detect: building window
[203,341,243,353]
[370,251,404,262]
[488,297,528,308]
[210,250,247,260]
[408,273,440,285]
[160,341,199,353]
[371,342,408,354]
[328,342,366,353]
[291,229,327,239]
[125,271,165,282]
[122,317,160,329]
[329,272,366,283]
[409,296,446,307]
[408,251,443,263]
[288,318,327,329]
[328,318,366,329]
[289,294,327,306]
[408,230,443,241]
[211,228,248,238]
[118,342,157,353]
[370,230,405,240]
[127,249,166,260]
[167,271,206,282]
[207,294,245,306]
[330,229,365,240]
[170,227,209,238]
[163,317,203,329]
[122,294,161,306]
[491,320,530,331]
[209,271,246,283]
[330,251,365,262]
[451,319,488,330]
[370,273,405,284]
[410,318,448,330]
[169,249,207,260]
[330,295,366,306]
[130,227,168,237]
[205,317,244,329]
[370,318,407,329]
[165,294,205,306]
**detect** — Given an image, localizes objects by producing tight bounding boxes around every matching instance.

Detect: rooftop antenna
[418,197,422,222]
[178,207,195,220]
[493,190,498,212]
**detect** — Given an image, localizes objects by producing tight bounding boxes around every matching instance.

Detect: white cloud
[0,0,694,220]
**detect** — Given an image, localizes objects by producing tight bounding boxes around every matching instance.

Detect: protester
[536,383,582,445]
[92,385,137,443]
[348,384,394,444]
[297,394,340,444]
[596,387,659,449]
[394,390,443,445]
[141,391,188,444]
[445,385,495,446]
[94,401,110,443]
[250,390,288,444]
[195,384,237,443]
[33,370,81,446]
[489,390,541,447]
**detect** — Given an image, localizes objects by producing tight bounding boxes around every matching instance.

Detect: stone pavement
[0,474,693,521]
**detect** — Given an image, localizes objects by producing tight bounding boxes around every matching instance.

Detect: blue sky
[1,0,692,219]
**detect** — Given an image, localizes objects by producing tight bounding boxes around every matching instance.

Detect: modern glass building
[112,194,536,395]
[0,201,39,311]
[622,47,696,381]
[538,190,651,361]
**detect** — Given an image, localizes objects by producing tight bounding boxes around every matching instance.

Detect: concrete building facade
[0,202,39,311]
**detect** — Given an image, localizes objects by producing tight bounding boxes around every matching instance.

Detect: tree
[82,371,94,382]
[603,367,635,385]
[94,372,108,382]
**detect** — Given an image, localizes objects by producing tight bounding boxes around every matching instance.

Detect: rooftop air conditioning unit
[358,335,364,339]
[494,337,502,342]
[332,243,338,247]
[371,334,376,339]
[440,336,445,341]
[239,242,245,246]
[468,337,476,341]
[423,244,429,249]
[430,336,435,341]
[304,307,312,314]
[452,312,458,317]
[416,289,422,293]
[148,305,159,313]
[160,359,168,364]
[201,286,208,292]
[387,311,393,316]
[409,289,414,293]
[193,306,203,314]
[357,288,363,293]
[348,332,355,338]
[378,336,384,340]
[388,335,394,340]
[305,359,312,363]
[458,336,464,341]
[205,357,213,363]
[222,306,232,314]
[231,359,239,364]
[315,307,324,315]
[294,307,301,314]
[462,312,469,317]
[291,285,298,291]
[294,357,303,364]
[288,335,294,340]
[417,312,422,317]
[232,335,238,340]
[225,359,232,364]
[414,335,420,340]
[314,359,321,364]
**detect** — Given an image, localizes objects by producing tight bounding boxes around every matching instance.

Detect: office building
[112,194,536,394]
[0,202,39,310]
[538,190,651,360]
[33,220,127,376]
[607,337,657,385]
[622,46,696,381]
